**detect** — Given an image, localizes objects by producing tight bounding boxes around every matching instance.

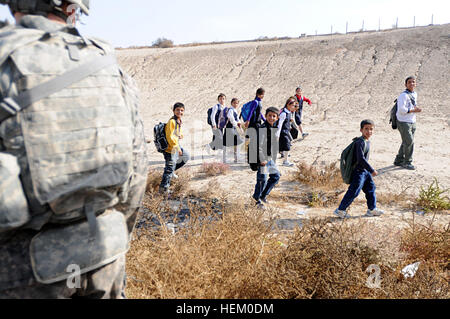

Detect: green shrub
[417,178,450,213]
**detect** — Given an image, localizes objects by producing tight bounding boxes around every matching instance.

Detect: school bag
[239,100,256,122]
[218,107,230,129]
[154,122,169,153]
[389,100,399,130]
[340,137,365,184]
[207,104,222,127]
[389,91,416,130]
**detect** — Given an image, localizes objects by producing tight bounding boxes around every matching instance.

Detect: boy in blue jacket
[334,120,384,218]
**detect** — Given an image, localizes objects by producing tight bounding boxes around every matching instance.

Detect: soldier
[0,0,148,298]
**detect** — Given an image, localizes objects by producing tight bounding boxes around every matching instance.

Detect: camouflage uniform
[0,15,148,298]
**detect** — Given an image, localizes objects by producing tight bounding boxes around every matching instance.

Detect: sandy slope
[117,25,450,226]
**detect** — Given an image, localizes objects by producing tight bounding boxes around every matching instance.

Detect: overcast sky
[1,0,449,47]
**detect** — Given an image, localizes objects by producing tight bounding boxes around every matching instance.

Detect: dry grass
[292,161,345,191]
[188,179,228,201]
[269,190,342,208]
[376,187,414,208]
[400,217,449,270]
[200,162,231,177]
[126,195,449,299]
[145,168,192,197]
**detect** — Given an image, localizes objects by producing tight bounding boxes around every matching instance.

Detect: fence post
[378,18,381,31]
[396,17,398,28]
[413,16,416,27]
[346,21,348,34]
[431,14,434,25]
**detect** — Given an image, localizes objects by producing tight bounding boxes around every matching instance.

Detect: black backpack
[340,137,365,184]
[207,104,222,127]
[154,122,168,153]
[390,91,415,130]
[389,100,398,130]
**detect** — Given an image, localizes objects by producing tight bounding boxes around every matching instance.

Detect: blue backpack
[239,100,255,122]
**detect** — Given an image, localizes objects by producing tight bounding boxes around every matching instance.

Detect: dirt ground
[117,24,450,232]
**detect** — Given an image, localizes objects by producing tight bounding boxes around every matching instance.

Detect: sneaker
[256,202,266,210]
[393,162,403,167]
[260,197,269,204]
[365,208,384,217]
[283,161,295,167]
[171,172,178,179]
[403,164,416,170]
[255,200,265,210]
[302,132,309,138]
[158,188,171,196]
[334,209,350,219]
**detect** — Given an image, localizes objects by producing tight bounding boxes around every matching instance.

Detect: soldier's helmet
[0,0,89,16]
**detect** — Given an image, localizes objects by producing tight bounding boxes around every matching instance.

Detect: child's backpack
[154,122,168,153]
[218,107,230,129]
[390,91,415,130]
[340,137,364,184]
[239,100,255,122]
[207,108,213,126]
[389,99,398,130]
[207,104,222,127]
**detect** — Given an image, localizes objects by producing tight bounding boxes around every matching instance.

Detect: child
[245,88,266,167]
[253,107,281,209]
[209,93,226,151]
[334,120,384,218]
[276,97,297,167]
[393,76,421,170]
[294,86,312,138]
[222,98,244,163]
[159,103,190,195]
[244,88,266,129]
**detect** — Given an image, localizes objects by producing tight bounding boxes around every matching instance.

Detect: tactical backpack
[0,21,143,284]
[340,137,365,184]
[154,122,168,153]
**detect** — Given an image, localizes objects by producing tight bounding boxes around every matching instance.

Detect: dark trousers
[253,161,281,201]
[159,147,189,191]
[338,170,376,211]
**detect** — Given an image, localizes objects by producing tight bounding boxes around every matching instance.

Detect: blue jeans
[338,169,376,211]
[159,147,190,191]
[253,161,281,201]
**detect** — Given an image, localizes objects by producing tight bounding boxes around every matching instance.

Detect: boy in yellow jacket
[159,103,190,194]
